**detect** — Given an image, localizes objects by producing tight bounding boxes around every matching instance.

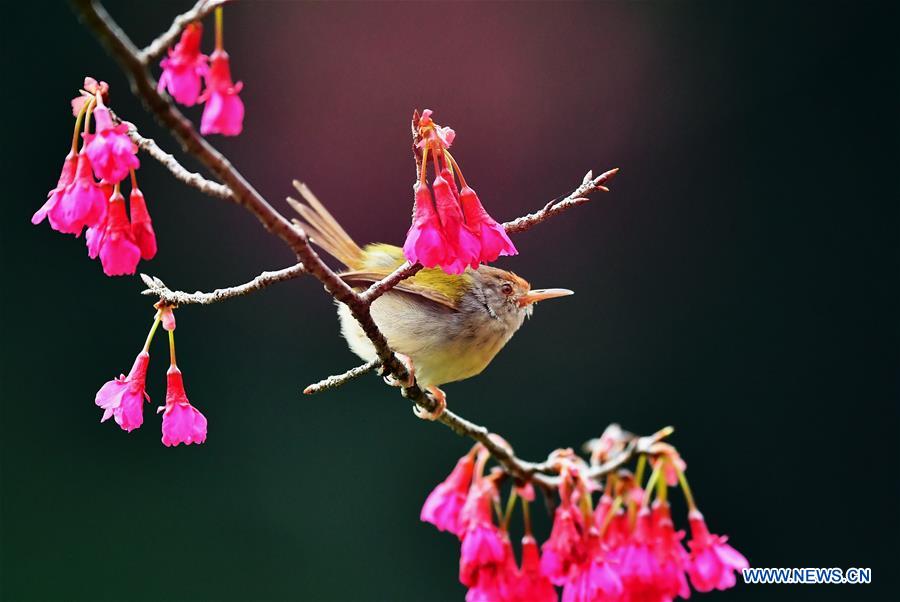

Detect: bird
[289,181,573,419]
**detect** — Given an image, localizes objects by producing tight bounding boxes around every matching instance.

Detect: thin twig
[503,168,619,234]
[138,0,229,65]
[124,122,233,199]
[139,264,306,306]
[360,261,424,304]
[304,360,381,395]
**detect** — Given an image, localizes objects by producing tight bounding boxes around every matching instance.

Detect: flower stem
[71,98,92,153]
[143,317,161,353]
[418,144,429,184]
[168,328,177,366]
[130,169,138,190]
[443,150,468,189]
[521,496,532,535]
[634,453,647,488]
[597,495,623,539]
[502,488,518,530]
[656,458,668,503]
[641,461,663,511]
[83,96,97,136]
[215,6,224,50]
[676,463,697,512]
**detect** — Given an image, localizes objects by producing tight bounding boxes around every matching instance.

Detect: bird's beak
[518,288,574,307]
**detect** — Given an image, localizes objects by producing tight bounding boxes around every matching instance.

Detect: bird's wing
[288,180,365,269]
[339,270,461,312]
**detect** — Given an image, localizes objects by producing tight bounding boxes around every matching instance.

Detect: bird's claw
[414,386,447,421]
[382,353,415,388]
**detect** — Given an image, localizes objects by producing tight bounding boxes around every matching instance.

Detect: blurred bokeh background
[1,1,897,600]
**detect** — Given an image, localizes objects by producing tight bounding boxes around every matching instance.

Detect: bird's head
[464,265,574,326]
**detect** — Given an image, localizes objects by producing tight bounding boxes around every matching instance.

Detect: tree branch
[502,168,619,234]
[124,121,233,199]
[137,0,229,65]
[139,264,306,306]
[304,360,381,395]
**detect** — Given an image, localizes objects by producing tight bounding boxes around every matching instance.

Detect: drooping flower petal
[460,185,517,263]
[158,22,209,106]
[432,170,480,274]
[32,151,78,228]
[686,510,748,592]
[403,182,449,268]
[129,187,157,260]
[47,153,108,235]
[421,452,476,537]
[95,350,150,432]
[82,107,139,184]
[200,49,244,136]
[157,365,207,447]
[96,191,141,277]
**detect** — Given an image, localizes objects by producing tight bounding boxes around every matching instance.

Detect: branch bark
[139,265,306,306]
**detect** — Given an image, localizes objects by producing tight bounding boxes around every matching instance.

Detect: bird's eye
[501,283,514,296]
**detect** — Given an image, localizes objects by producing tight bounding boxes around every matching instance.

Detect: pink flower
[509,535,557,602]
[95,350,150,432]
[32,151,77,230]
[614,508,669,602]
[157,365,207,447]
[651,502,691,601]
[432,170,480,274]
[200,49,244,136]
[44,152,107,235]
[421,452,476,536]
[541,503,586,586]
[158,22,209,106]
[460,186,517,263]
[458,479,506,587]
[129,187,157,260]
[71,77,108,116]
[403,182,449,268]
[686,510,748,592]
[561,556,623,602]
[417,109,456,152]
[91,190,141,277]
[82,106,139,184]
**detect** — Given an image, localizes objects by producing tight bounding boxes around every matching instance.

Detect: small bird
[289,182,573,419]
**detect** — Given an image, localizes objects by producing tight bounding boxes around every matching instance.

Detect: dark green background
[2,1,897,601]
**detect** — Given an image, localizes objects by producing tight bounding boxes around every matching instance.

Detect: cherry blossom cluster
[157,7,244,136]
[95,305,207,446]
[403,110,517,274]
[421,429,748,602]
[32,78,156,276]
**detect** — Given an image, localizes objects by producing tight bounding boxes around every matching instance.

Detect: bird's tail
[288,180,365,270]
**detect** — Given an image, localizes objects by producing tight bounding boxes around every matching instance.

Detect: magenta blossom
[509,535,558,602]
[44,152,107,235]
[158,22,209,106]
[129,187,157,260]
[541,503,586,586]
[421,451,476,537]
[686,510,748,592]
[200,49,244,136]
[460,186,517,263]
[403,182,449,268]
[32,151,78,231]
[432,170,481,274]
[82,106,139,184]
[158,365,207,447]
[91,190,141,277]
[95,350,150,432]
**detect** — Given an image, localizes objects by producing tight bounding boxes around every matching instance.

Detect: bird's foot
[414,386,447,421]
[383,353,415,388]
